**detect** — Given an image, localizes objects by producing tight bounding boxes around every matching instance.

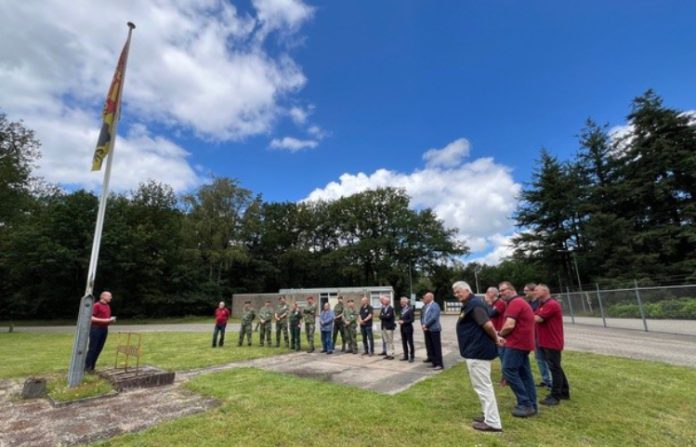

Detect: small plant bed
[46,373,117,406]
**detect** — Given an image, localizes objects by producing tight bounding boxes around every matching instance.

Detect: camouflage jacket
[241,308,256,325]
[302,304,317,324]
[259,306,274,323]
[276,303,289,321]
[343,307,357,326]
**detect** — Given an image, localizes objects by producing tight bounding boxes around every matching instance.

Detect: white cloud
[470,233,516,265]
[422,138,471,168]
[252,0,315,34]
[270,136,318,152]
[289,106,310,124]
[0,0,314,191]
[305,138,521,264]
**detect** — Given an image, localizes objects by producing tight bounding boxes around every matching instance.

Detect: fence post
[595,283,607,328]
[633,279,649,332]
[565,286,575,324]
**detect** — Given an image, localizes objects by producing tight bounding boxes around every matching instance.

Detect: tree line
[0,114,467,318]
[512,90,696,290]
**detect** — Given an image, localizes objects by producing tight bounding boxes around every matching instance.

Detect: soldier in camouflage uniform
[275,296,290,348]
[238,301,256,346]
[289,302,303,351]
[258,300,274,347]
[332,296,346,352]
[303,296,317,353]
[342,298,359,354]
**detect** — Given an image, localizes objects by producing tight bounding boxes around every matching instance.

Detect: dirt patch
[0,380,217,447]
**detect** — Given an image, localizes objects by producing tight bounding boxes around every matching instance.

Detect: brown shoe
[472,421,502,432]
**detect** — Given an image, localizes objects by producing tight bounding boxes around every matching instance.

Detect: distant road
[5,316,696,368]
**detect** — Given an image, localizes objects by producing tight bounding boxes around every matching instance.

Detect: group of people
[213,281,570,434]
[454,280,571,433]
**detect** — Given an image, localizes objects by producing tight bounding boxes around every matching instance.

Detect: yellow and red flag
[91,27,133,171]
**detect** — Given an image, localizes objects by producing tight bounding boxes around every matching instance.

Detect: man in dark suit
[398,296,415,362]
[379,295,396,359]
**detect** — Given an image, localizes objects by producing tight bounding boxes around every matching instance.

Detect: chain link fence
[556,283,696,336]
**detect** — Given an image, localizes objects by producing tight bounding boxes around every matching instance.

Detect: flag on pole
[91,33,133,171]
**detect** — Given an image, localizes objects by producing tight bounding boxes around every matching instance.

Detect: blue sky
[1,1,695,264]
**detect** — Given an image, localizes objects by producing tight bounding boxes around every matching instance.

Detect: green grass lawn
[96,352,696,447]
[0,331,290,379]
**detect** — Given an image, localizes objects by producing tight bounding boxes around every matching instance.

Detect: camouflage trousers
[238,323,253,346]
[276,320,289,347]
[332,321,345,350]
[259,322,272,346]
[305,322,316,351]
[345,324,358,353]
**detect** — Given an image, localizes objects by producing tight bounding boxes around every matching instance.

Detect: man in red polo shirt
[85,291,116,372]
[534,284,570,406]
[498,281,537,417]
[212,301,231,348]
[484,286,507,385]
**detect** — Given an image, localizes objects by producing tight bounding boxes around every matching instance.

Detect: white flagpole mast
[68,22,135,387]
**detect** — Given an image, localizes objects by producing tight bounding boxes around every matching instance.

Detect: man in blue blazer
[421,292,443,370]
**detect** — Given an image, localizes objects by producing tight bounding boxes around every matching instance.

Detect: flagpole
[68,22,135,388]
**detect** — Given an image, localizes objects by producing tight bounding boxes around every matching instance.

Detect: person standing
[358,296,374,356]
[420,295,433,364]
[534,284,570,405]
[379,295,396,360]
[85,291,116,372]
[332,296,346,352]
[498,281,538,417]
[485,287,507,385]
[303,296,317,353]
[320,303,335,354]
[212,301,230,348]
[238,301,256,346]
[398,297,415,362]
[275,296,290,348]
[343,299,359,354]
[453,281,504,433]
[421,292,443,370]
[289,302,303,351]
[524,283,552,389]
[258,300,274,347]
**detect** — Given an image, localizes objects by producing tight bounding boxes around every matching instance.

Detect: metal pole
[633,279,649,332]
[67,22,135,388]
[474,267,480,295]
[566,287,575,324]
[596,283,607,328]
[572,252,583,292]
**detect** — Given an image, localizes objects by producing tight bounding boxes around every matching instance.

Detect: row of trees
[512,90,696,289]
[0,114,468,318]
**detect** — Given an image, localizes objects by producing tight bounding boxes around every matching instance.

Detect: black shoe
[385,356,394,360]
[409,358,414,363]
[560,395,570,400]
[422,359,433,363]
[472,421,502,432]
[320,350,327,353]
[379,352,387,356]
[537,381,551,387]
[327,351,333,355]
[472,415,485,423]
[512,406,537,418]
[399,357,409,361]
[541,396,560,406]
